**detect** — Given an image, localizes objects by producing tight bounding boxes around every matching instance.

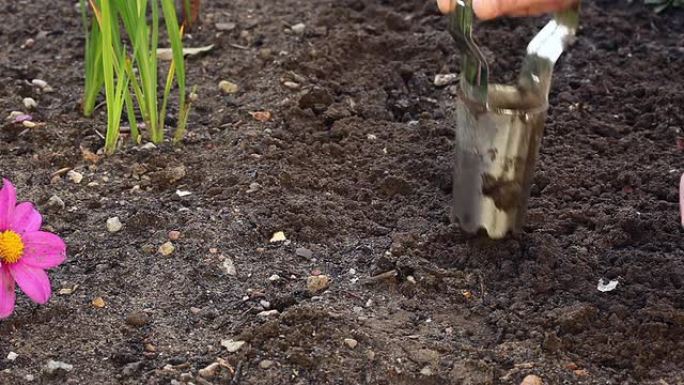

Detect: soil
[1,0,683,384]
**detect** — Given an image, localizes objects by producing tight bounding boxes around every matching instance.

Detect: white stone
[23,97,38,109]
[291,23,306,35]
[220,339,245,353]
[433,73,459,87]
[31,79,48,88]
[106,217,123,233]
[344,338,358,349]
[66,170,83,184]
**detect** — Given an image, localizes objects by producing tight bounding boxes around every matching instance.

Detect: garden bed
[1,0,683,384]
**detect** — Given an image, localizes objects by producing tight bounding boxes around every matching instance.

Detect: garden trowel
[448,0,580,238]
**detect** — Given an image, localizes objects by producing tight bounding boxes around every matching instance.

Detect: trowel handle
[518,1,581,99]
[447,0,489,108]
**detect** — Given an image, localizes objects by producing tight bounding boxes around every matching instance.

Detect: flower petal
[9,262,52,304]
[21,231,66,269]
[0,266,17,319]
[10,202,42,234]
[0,179,17,230]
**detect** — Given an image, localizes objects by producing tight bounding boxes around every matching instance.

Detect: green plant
[649,0,684,13]
[80,0,104,117]
[631,0,684,12]
[81,0,190,154]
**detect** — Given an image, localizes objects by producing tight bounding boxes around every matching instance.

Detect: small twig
[231,360,243,385]
[229,43,250,50]
[92,128,105,139]
[478,272,486,304]
[93,100,106,112]
[340,290,364,300]
[360,269,398,286]
[51,167,72,177]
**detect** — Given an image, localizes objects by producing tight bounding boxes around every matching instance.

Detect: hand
[437,0,577,20]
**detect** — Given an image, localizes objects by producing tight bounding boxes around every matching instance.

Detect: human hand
[437,0,578,20]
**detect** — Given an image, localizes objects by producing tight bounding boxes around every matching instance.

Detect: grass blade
[160,0,187,142]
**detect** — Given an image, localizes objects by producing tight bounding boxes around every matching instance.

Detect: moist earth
[0,1,683,384]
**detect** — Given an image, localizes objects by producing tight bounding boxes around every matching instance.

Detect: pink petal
[21,231,66,269]
[10,202,42,234]
[0,266,16,319]
[9,262,52,304]
[0,179,17,231]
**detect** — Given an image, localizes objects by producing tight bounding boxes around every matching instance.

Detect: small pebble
[259,360,274,369]
[141,142,157,150]
[22,121,37,128]
[221,258,237,276]
[291,23,306,35]
[13,111,33,123]
[219,80,239,94]
[420,366,433,376]
[44,360,73,375]
[433,73,459,87]
[257,310,279,318]
[295,247,313,259]
[7,352,18,361]
[246,182,261,193]
[258,48,273,60]
[47,195,65,211]
[260,300,271,309]
[269,231,286,243]
[31,79,48,88]
[220,339,245,353]
[23,97,38,109]
[344,338,358,349]
[21,38,35,48]
[25,374,34,381]
[521,374,543,385]
[106,217,123,233]
[190,307,202,315]
[7,111,23,120]
[283,81,300,90]
[92,297,106,308]
[159,242,175,256]
[125,311,149,327]
[168,230,181,241]
[307,275,331,294]
[66,170,83,184]
[268,274,280,282]
[215,22,236,31]
[180,372,193,382]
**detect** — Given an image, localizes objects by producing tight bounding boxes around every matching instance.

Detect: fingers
[436,0,577,19]
[437,0,454,14]
[505,0,577,17]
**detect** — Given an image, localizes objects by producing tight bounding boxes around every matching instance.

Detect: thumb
[436,0,455,14]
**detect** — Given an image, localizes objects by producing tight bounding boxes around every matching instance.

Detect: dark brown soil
[1,1,683,384]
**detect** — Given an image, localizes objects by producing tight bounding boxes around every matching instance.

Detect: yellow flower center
[0,230,24,264]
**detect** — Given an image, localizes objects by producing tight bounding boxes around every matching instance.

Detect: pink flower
[0,179,66,319]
